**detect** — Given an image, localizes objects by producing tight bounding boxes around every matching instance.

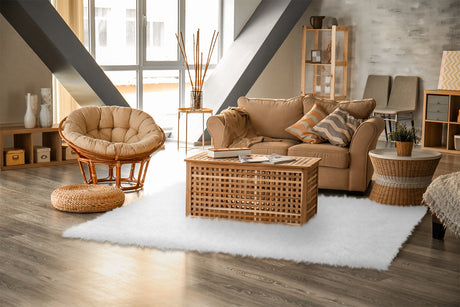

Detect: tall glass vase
[190,90,203,110]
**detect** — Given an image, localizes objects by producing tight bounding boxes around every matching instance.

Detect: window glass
[104,71,137,108]
[185,0,219,66]
[94,0,136,65]
[143,70,179,129]
[145,0,178,61]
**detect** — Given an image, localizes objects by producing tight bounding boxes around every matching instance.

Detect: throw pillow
[312,107,361,146]
[285,103,328,143]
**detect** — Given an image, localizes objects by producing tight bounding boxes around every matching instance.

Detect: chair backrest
[363,75,391,109]
[387,76,418,111]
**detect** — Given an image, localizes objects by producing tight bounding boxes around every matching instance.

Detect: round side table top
[369,148,442,161]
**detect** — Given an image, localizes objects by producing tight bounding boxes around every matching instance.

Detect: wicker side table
[369,148,441,206]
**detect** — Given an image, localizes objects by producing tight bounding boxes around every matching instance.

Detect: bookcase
[300,25,349,100]
[0,126,77,170]
[422,89,460,154]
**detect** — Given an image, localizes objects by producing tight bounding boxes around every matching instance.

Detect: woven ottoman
[51,184,125,213]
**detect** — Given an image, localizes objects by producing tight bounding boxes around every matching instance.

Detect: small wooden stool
[51,184,125,213]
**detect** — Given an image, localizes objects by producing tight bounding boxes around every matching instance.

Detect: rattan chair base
[369,183,426,206]
[51,184,125,213]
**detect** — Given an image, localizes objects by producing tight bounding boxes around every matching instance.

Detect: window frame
[84,0,222,111]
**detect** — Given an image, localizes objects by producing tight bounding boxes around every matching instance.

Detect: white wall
[247,0,460,129]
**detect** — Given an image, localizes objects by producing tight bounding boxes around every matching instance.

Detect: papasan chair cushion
[61,106,164,158]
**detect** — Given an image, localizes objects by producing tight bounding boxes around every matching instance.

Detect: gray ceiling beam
[0,0,128,107]
[198,0,311,141]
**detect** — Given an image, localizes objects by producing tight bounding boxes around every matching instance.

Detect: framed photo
[311,50,322,64]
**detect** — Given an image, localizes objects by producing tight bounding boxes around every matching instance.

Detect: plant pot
[395,141,413,156]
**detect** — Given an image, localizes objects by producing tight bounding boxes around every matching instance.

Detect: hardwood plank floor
[0,140,459,306]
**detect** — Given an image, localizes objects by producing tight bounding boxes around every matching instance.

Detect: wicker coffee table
[369,148,441,206]
[184,152,321,225]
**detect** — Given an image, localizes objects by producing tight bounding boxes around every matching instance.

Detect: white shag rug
[63,181,427,270]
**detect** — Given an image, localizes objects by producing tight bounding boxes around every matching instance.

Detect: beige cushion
[288,143,349,168]
[285,103,327,143]
[249,139,299,156]
[238,96,303,140]
[313,108,361,147]
[61,106,164,157]
[303,95,376,119]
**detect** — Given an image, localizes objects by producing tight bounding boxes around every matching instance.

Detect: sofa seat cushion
[288,143,349,168]
[238,96,303,140]
[250,139,299,155]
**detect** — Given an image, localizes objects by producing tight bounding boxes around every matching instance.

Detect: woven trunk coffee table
[184,152,321,225]
[369,148,441,206]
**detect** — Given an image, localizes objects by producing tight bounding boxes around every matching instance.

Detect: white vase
[24,93,36,129]
[39,104,53,128]
[40,88,53,120]
[30,94,39,125]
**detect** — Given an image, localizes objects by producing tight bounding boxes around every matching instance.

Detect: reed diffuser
[176,29,219,109]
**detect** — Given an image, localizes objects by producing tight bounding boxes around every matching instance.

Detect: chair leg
[432,215,446,240]
[384,118,388,141]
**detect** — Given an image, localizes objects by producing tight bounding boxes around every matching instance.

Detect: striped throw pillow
[285,103,328,143]
[312,107,361,147]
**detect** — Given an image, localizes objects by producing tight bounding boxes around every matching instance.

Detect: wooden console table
[0,126,76,170]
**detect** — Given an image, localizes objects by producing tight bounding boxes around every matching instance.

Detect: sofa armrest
[207,115,226,148]
[348,116,385,192]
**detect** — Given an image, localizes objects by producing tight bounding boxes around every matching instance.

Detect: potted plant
[389,123,420,156]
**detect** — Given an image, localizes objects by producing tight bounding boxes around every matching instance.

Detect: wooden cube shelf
[0,126,77,170]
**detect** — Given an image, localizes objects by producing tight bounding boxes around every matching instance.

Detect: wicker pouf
[51,184,125,213]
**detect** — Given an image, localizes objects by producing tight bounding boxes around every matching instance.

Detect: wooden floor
[1,141,459,306]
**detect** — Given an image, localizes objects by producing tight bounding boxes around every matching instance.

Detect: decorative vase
[41,87,53,120]
[24,93,36,129]
[310,16,325,29]
[396,141,413,156]
[39,104,53,128]
[190,90,203,110]
[29,94,39,125]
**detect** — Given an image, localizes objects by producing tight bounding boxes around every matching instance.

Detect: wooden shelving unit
[0,126,77,170]
[301,25,349,100]
[422,89,460,154]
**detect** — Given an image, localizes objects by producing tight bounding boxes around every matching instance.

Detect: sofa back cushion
[303,95,376,119]
[238,96,303,140]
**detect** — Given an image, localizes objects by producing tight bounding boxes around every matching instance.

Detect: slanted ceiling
[0,0,128,107]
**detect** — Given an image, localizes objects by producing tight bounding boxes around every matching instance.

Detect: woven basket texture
[51,184,125,213]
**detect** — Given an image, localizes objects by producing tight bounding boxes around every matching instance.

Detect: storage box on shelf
[0,126,77,170]
[422,89,460,154]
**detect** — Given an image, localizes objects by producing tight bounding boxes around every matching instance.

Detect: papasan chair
[59,106,165,192]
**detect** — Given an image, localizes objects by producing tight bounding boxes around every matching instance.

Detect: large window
[83,0,222,131]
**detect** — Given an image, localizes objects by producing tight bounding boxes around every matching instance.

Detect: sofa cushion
[313,108,361,147]
[303,95,376,119]
[238,96,303,140]
[285,103,327,143]
[288,143,349,168]
[249,139,299,156]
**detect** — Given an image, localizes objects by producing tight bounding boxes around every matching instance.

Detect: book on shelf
[207,147,251,158]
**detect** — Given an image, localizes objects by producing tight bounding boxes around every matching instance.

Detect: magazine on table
[238,154,296,164]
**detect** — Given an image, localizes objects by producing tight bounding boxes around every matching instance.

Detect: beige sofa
[207,95,385,192]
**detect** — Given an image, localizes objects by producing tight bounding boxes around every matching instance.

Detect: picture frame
[311,50,322,64]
